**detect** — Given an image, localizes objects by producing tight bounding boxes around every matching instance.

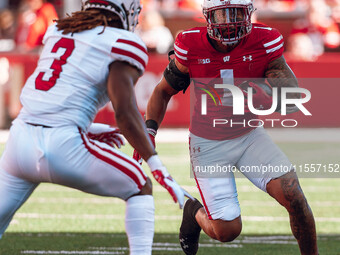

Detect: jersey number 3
[35,38,75,91]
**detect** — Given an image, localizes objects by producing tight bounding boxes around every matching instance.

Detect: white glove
[87,123,125,149]
[147,155,193,209]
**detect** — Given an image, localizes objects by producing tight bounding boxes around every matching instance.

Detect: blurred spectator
[136,11,174,54]
[141,0,156,11]
[290,0,340,59]
[264,0,308,11]
[0,9,15,39]
[15,0,58,52]
[330,0,340,23]
[287,33,317,61]
[0,9,15,51]
[177,0,201,12]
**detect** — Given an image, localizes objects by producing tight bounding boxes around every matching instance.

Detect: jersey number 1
[35,38,75,91]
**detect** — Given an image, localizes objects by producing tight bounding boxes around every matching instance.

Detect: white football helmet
[202,0,254,43]
[82,0,141,31]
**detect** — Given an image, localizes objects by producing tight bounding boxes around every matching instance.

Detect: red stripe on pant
[88,136,147,180]
[193,171,213,220]
[80,131,145,190]
[190,137,212,220]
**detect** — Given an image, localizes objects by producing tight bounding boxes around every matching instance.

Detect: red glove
[242,82,273,111]
[133,128,156,164]
[87,123,125,148]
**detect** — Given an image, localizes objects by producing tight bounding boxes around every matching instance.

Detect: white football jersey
[18,24,148,130]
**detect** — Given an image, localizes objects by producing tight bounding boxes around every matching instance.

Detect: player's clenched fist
[147,155,186,209]
[87,123,125,148]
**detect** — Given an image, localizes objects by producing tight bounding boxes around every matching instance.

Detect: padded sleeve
[173,32,190,67]
[262,28,284,63]
[111,33,148,74]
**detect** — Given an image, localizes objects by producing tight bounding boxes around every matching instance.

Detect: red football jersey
[174,24,284,140]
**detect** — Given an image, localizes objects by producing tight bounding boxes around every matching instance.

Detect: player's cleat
[179,198,203,255]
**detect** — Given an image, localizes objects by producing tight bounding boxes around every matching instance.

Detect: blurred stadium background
[0,0,339,254]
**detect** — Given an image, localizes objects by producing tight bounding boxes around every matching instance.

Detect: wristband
[145,119,159,131]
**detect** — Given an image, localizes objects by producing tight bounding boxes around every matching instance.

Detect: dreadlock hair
[55,9,123,35]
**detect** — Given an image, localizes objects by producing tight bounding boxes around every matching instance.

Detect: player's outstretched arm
[107,61,155,161]
[133,58,189,163]
[108,61,189,208]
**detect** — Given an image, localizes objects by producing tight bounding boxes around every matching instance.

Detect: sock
[125,195,154,255]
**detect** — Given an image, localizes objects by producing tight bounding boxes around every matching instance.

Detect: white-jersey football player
[133,0,319,254]
[0,1,189,254]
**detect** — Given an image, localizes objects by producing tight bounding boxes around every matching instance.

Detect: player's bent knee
[138,177,152,195]
[213,218,242,242]
[215,225,241,242]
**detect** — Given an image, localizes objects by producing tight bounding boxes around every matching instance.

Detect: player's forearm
[115,105,156,161]
[265,56,302,113]
[265,56,300,99]
[145,84,172,127]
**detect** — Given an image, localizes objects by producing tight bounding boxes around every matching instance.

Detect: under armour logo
[179,238,189,249]
[243,55,252,61]
[192,147,201,153]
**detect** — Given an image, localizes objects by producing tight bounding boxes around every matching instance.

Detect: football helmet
[203,0,254,43]
[82,0,141,31]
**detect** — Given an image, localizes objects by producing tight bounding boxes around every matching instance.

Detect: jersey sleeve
[262,27,284,62]
[174,31,190,67]
[111,33,148,74]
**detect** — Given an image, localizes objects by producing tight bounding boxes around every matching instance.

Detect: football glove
[147,155,192,209]
[87,123,125,149]
[133,128,156,164]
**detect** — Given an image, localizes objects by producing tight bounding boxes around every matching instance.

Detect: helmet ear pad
[82,0,141,31]
[202,0,254,43]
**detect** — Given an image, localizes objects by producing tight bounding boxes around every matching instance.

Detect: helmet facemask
[125,1,142,32]
[204,4,254,43]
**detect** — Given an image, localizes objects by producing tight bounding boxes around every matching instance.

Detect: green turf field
[0,141,339,254]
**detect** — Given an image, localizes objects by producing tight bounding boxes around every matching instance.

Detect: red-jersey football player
[133,0,318,254]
